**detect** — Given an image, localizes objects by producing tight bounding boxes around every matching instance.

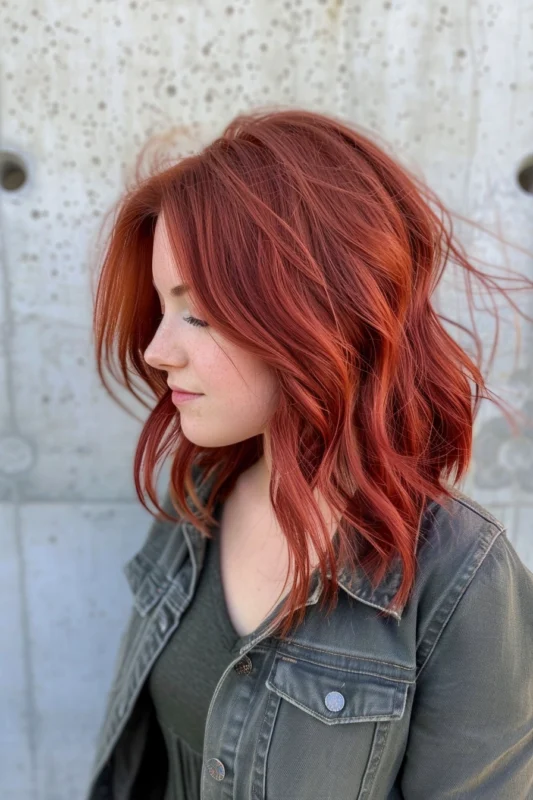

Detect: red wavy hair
[92,107,533,640]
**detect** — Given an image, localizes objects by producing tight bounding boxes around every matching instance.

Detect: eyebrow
[152,282,190,298]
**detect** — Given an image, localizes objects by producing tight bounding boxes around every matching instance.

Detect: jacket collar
[185,465,437,623]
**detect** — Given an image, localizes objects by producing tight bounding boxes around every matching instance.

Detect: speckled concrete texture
[0,1,532,797]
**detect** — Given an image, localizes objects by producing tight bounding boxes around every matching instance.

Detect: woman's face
[143,213,279,448]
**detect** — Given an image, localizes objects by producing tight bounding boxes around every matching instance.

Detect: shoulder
[413,487,533,676]
[399,492,533,795]
[416,486,506,580]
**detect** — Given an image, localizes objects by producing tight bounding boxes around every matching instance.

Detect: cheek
[203,355,279,417]
[179,354,279,448]
[233,369,279,425]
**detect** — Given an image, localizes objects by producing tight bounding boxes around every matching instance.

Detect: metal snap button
[233,655,253,675]
[325,690,345,712]
[206,757,225,780]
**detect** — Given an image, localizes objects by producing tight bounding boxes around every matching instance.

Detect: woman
[85,108,533,799]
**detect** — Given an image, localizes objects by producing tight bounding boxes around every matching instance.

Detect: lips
[168,385,202,395]
[171,389,203,406]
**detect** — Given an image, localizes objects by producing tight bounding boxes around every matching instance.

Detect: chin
[179,426,227,448]
[180,423,255,450]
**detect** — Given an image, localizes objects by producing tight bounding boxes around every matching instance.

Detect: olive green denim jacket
[84,467,533,800]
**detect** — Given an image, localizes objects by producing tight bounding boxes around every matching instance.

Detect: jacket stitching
[415,528,504,680]
[277,640,415,672]
[271,653,415,684]
[449,492,506,532]
[357,719,392,800]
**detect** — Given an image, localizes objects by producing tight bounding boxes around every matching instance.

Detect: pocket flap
[266,654,411,724]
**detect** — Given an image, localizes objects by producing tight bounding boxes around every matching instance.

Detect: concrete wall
[1,1,532,798]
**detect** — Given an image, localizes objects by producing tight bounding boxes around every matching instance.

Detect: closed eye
[155,311,208,329]
[184,315,209,328]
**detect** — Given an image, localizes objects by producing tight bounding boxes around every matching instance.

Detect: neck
[238,440,344,541]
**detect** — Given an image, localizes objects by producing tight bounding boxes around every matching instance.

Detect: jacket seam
[449,492,506,533]
[415,527,504,680]
[278,640,415,672]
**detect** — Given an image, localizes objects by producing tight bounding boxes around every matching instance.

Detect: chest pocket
[266,653,410,723]
[262,653,414,800]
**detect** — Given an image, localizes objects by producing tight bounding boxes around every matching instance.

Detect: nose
[143,323,185,373]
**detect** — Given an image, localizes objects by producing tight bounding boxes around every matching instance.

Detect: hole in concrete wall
[0,151,28,191]
[517,154,533,194]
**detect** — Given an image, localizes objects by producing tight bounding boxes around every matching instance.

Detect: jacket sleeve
[399,530,533,799]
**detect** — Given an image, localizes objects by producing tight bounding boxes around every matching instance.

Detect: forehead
[152,213,186,288]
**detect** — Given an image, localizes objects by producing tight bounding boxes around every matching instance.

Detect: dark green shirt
[147,499,249,800]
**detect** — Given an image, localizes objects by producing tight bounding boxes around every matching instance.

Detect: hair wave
[92,107,533,640]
